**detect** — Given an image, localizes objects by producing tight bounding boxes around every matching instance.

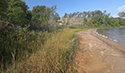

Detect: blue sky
[24,0,125,18]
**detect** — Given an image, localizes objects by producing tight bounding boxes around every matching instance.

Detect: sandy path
[74,29,125,73]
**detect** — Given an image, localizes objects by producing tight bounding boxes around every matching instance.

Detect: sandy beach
[74,29,125,73]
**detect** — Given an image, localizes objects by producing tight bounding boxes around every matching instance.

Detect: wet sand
[74,29,125,73]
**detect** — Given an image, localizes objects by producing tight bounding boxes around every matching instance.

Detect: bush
[69,26,77,29]
[29,21,60,32]
[0,22,39,69]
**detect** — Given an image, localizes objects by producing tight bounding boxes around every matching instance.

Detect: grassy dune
[2,29,79,73]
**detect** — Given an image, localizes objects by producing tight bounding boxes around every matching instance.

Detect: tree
[118,18,125,26]
[83,11,88,17]
[79,12,83,17]
[0,0,9,20]
[118,12,125,17]
[53,13,60,22]
[92,14,103,27]
[30,5,59,32]
[6,0,32,26]
[63,13,68,18]
[69,13,72,18]
[87,11,91,18]
[103,16,109,26]
[76,12,79,17]
[91,11,95,17]
[88,22,93,27]
[121,19,125,26]
[94,10,103,15]
[103,10,106,15]
[72,12,76,17]
[66,19,70,25]
[31,5,57,23]
[108,17,119,27]
[83,17,87,27]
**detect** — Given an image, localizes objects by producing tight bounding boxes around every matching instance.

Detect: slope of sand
[74,29,125,73]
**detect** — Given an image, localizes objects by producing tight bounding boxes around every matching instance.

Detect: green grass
[74,29,88,32]
[1,29,80,73]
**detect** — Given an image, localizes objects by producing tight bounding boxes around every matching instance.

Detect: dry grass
[3,29,79,73]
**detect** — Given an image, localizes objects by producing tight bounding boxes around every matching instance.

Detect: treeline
[63,10,110,18]
[63,10,125,27]
[0,0,61,69]
[0,0,61,31]
[30,5,61,31]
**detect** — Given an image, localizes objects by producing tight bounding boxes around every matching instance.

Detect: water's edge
[94,29,124,46]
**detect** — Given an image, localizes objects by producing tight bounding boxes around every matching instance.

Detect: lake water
[96,28,125,45]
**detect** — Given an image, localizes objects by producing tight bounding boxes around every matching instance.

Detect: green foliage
[1,0,125,72]
[6,0,32,26]
[69,24,83,29]
[83,17,87,27]
[0,0,32,26]
[118,12,125,17]
[62,10,125,28]
[53,13,60,21]
[0,0,9,19]
[63,10,108,18]
[92,14,103,26]
[31,5,59,22]
[0,22,31,65]
[63,13,68,18]
[66,19,70,25]
[108,17,118,27]
[88,22,93,27]
[118,18,125,26]
[0,22,50,70]
[30,5,60,32]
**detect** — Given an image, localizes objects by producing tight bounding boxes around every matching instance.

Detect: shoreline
[95,26,125,29]
[92,29,125,56]
[74,29,125,73]
[94,28,125,46]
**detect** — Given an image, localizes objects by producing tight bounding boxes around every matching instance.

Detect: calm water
[97,28,125,45]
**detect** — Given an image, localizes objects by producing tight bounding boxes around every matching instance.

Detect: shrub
[0,22,39,69]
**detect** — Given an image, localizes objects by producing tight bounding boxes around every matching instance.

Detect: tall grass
[2,29,78,73]
[0,22,48,72]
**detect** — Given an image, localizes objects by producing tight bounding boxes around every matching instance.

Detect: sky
[24,0,125,18]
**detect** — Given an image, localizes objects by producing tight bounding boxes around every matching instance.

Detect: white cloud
[116,5,125,12]
[112,15,119,18]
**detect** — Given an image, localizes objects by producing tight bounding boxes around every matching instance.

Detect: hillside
[61,17,91,25]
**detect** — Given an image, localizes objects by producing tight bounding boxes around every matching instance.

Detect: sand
[74,29,125,73]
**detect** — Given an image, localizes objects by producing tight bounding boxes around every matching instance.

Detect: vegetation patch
[1,29,79,73]
[0,0,125,73]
